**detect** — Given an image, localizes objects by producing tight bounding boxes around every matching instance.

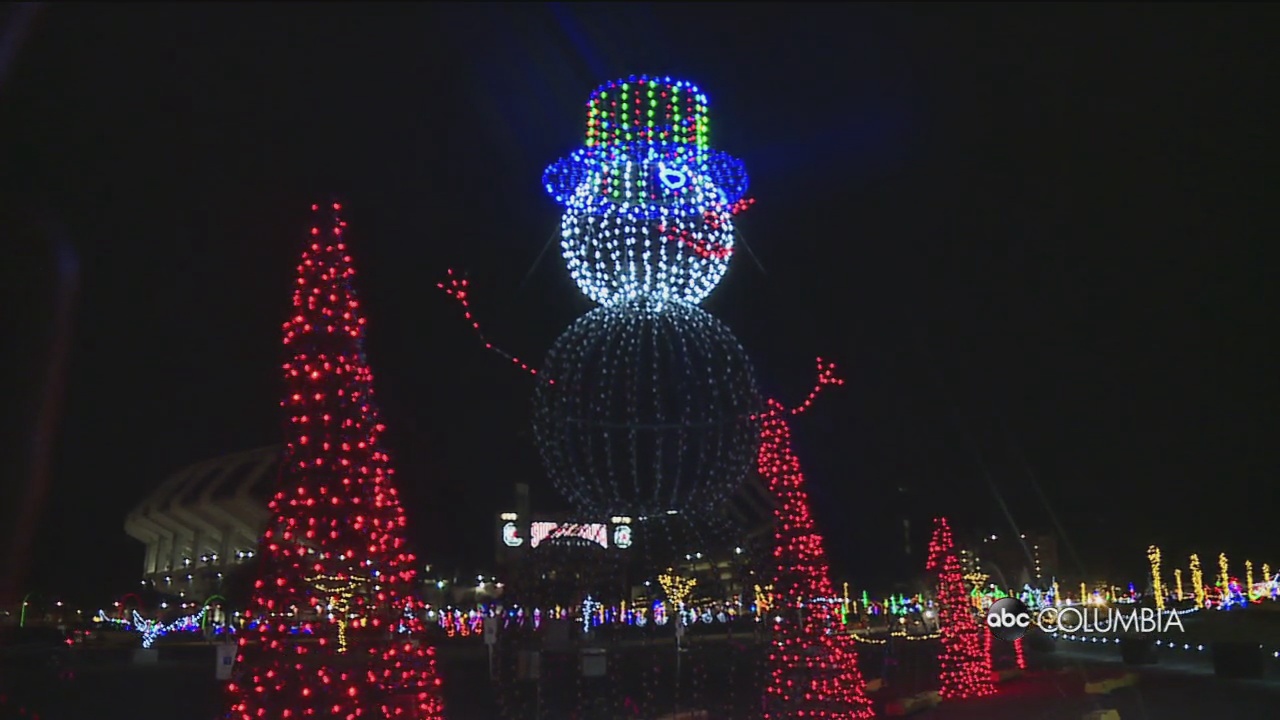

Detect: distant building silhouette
[958,530,1059,590]
[124,446,281,599]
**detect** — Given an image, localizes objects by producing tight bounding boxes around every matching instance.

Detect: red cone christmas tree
[925,517,995,700]
[226,201,445,720]
[762,396,874,719]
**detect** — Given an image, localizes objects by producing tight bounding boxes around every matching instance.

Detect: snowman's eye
[657,164,688,191]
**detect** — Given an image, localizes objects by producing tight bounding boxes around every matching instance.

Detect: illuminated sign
[531,522,608,549]
[500,516,632,550]
[501,522,524,547]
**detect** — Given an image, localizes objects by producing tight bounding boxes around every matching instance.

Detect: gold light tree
[965,572,989,611]
[755,584,774,618]
[1174,569,1184,601]
[308,574,372,653]
[659,569,697,611]
[1147,545,1165,611]
[1218,553,1230,598]
[1190,554,1205,607]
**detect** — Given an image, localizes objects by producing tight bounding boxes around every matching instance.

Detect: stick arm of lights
[758,357,844,418]
[440,268,840,416]
[437,269,555,385]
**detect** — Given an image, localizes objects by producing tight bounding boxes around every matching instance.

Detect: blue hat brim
[543,144,749,206]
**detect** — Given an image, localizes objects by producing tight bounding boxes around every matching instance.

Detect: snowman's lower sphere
[533,299,761,519]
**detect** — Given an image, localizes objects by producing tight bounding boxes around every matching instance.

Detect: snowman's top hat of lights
[543,75,749,207]
[543,75,754,308]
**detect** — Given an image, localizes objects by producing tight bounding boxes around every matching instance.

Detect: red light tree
[762,361,874,720]
[925,517,995,700]
[226,202,445,720]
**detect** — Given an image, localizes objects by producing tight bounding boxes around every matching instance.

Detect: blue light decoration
[98,607,208,649]
[542,75,752,306]
[582,596,601,634]
[1221,579,1248,610]
[657,164,688,190]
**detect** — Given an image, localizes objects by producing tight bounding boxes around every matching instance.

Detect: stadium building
[124,446,281,598]
[126,446,779,603]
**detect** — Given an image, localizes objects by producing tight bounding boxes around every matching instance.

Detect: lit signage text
[500,518,632,550]
[531,522,608,549]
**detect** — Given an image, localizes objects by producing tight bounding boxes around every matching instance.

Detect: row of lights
[155,549,255,574]
[1060,633,1280,659]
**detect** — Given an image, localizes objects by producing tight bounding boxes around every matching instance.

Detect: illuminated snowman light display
[544,75,751,306]
[533,76,762,523]
[442,75,761,535]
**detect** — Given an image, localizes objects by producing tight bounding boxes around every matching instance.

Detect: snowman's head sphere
[560,154,737,306]
[544,76,749,306]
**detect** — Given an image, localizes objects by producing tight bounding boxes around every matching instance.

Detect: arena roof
[125,445,282,578]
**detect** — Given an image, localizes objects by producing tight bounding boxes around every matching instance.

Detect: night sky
[2,3,1276,603]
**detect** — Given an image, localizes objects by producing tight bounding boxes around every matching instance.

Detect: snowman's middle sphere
[533,298,761,519]
[560,161,736,306]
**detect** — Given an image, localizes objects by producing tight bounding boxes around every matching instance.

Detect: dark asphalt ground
[2,634,1278,719]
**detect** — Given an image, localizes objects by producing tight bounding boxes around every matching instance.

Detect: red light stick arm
[437,269,554,385]
[787,357,844,415]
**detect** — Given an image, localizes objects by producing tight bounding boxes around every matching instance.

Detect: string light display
[1218,553,1230,596]
[448,75,877,716]
[925,517,996,700]
[532,297,761,519]
[1190,554,1206,608]
[439,276,762,555]
[1013,637,1026,670]
[1175,569,1184,601]
[439,77,766,568]
[1147,545,1165,611]
[308,574,372,653]
[1246,561,1255,595]
[849,631,941,645]
[659,570,697,609]
[543,75,751,306]
[97,607,207,649]
[436,270,549,382]
[755,584,774,618]
[761,365,873,719]
[841,582,851,624]
[226,202,444,720]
